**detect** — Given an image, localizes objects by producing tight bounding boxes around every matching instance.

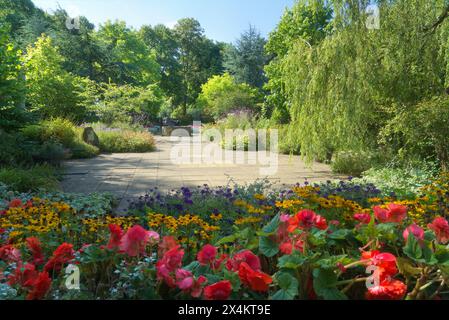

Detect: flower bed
[1,174,449,300]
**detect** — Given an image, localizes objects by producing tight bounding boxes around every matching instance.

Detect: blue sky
[31,0,296,43]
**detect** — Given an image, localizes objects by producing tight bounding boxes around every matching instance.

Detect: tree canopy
[173,18,225,117]
[264,0,332,123]
[280,0,449,164]
[0,25,26,131]
[224,26,269,89]
[197,73,261,120]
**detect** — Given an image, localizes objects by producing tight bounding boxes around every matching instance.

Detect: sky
[31,0,296,43]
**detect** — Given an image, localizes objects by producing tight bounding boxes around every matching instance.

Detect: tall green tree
[46,10,108,81]
[15,9,51,49]
[173,18,224,117]
[95,20,160,86]
[264,0,332,123]
[24,35,91,122]
[139,24,182,106]
[282,0,449,164]
[197,73,261,120]
[0,25,26,131]
[224,26,269,89]
[0,0,38,39]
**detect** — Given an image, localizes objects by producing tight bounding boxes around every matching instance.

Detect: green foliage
[265,0,332,57]
[35,192,116,218]
[259,214,281,257]
[0,0,38,38]
[353,163,439,198]
[21,118,77,146]
[272,272,299,300]
[21,119,99,160]
[70,137,100,159]
[403,233,438,265]
[24,35,92,122]
[380,96,449,169]
[197,73,261,120]
[282,0,449,167]
[95,20,160,86]
[0,131,33,166]
[97,130,156,153]
[0,164,59,192]
[0,24,26,131]
[3,4,227,127]
[139,24,183,106]
[331,150,378,177]
[0,104,31,132]
[46,10,108,81]
[174,18,225,116]
[270,124,301,155]
[214,112,255,131]
[94,83,167,125]
[264,0,332,120]
[212,115,301,155]
[224,26,269,89]
[30,141,67,164]
[313,268,347,300]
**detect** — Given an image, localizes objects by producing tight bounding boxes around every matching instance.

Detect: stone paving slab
[61,136,343,212]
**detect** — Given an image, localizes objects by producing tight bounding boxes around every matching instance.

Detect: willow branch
[423,5,449,34]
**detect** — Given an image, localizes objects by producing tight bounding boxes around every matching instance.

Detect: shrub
[217,112,254,130]
[30,141,68,164]
[220,132,273,151]
[279,141,301,155]
[331,150,377,177]
[0,105,32,133]
[20,124,43,141]
[21,119,99,160]
[21,118,77,146]
[24,35,91,122]
[69,140,100,159]
[209,113,260,151]
[221,135,252,151]
[196,73,261,120]
[206,115,298,155]
[353,163,439,198]
[90,122,145,132]
[0,165,59,192]
[0,131,34,166]
[278,125,301,155]
[98,130,155,153]
[93,83,167,126]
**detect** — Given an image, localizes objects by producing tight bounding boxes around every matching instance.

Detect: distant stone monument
[82,127,100,147]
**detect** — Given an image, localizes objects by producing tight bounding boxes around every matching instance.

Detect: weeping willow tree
[282,0,449,164]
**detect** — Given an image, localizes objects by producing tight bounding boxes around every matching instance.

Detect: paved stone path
[61,136,341,210]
